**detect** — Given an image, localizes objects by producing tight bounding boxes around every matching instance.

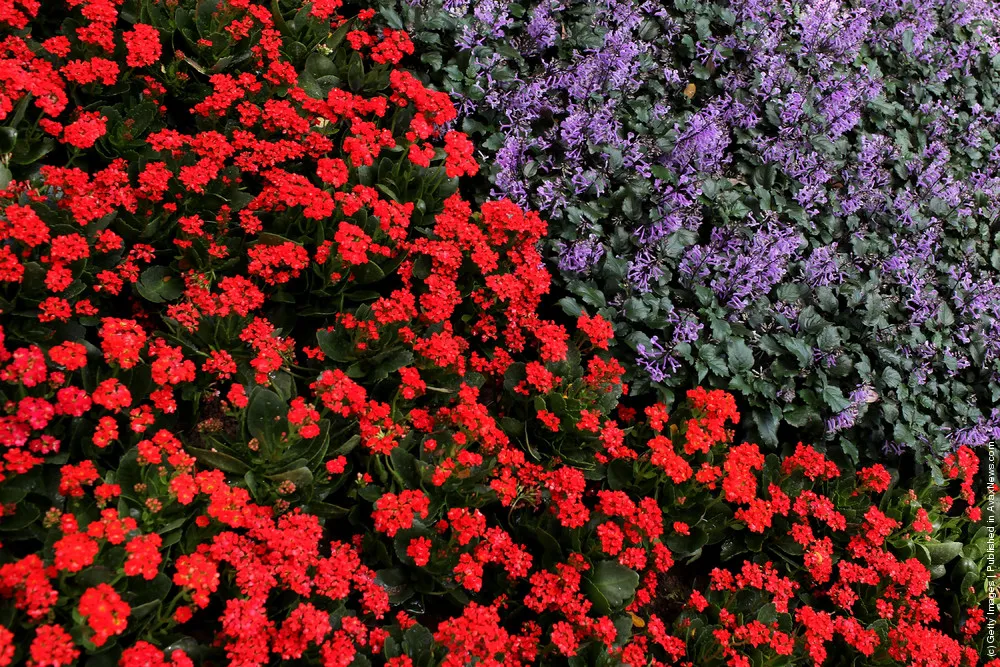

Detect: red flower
[406,536,432,566]
[577,313,614,349]
[857,464,891,493]
[123,24,162,68]
[59,460,99,497]
[99,318,147,369]
[782,443,840,480]
[28,624,78,667]
[173,553,220,609]
[536,409,561,432]
[0,625,11,667]
[372,490,430,537]
[912,507,933,533]
[53,532,98,573]
[124,533,163,580]
[550,621,579,657]
[61,111,107,149]
[119,642,192,667]
[78,584,130,647]
[443,130,478,177]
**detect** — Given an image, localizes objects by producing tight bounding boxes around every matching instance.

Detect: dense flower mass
[373,0,1000,462]
[0,1,990,666]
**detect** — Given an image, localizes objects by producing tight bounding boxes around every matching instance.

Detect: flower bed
[0,1,992,666]
[368,0,1000,463]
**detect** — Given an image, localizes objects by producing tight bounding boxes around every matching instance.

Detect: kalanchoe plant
[0,1,991,666]
[366,0,1000,464]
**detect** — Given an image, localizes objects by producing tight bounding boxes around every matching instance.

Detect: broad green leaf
[727,339,754,373]
[590,561,639,608]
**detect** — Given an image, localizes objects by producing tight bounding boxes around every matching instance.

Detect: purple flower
[678,214,802,313]
[949,409,1000,448]
[636,335,680,383]
[801,245,844,288]
[525,2,561,51]
[556,235,605,274]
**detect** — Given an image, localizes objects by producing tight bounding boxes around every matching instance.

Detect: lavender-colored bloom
[525,2,561,51]
[826,408,858,434]
[473,0,513,39]
[627,248,665,294]
[668,101,733,174]
[949,410,1000,448]
[535,179,568,213]
[636,336,680,383]
[801,245,844,288]
[678,214,802,313]
[881,440,908,457]
[557,235,605,274]
[671,314,703,345]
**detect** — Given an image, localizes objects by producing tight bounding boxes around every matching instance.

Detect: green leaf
[317,330,352,363]
[783,337,813,368]
[783,405,818,428]
[882,367,902,389]
[266,466,313,488]
[607,459,632,491]
[902,29,915,53]
[330,434,360,457]
[306,53,336,78]
[757,603,778,625]
[187,447,250,475]
[308,501,350,518]
[753,408,779,446]
[247,388,286,456]
[925,541,963,566]
[0,127,16,154]
[0,504,39,531]
[701,179,719,200]
[389,446,421,488]
[373,349,413,381]
[797,306,825,333]
[375,568,413,604]
[821,385,851,413]
[136,266,183,303]
[666,526,709,556]
[348,52,365,91]
[402,625,434,665]
[590,561,639,609]
[583,578,612,616]
[816,326,840,351]
[726,339,754,373]
[698,343,730,377]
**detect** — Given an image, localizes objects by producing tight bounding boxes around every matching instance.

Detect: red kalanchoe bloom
[0,625,11,667]
[372,489,430,537]
[577,313,614,349]
[99,318,147,369]
[407,536,432,566]
[61,111,107,149]
[857,464,891,493]
[912,507,934,533]
[123,24,161,67]
[173,553,220,609]
[78,584,130,647]
[443,130,478,177]
[28,624,79,667]
[782,443,840,480]
[536,409,561,432]
[53,532,99,573]
[124,533,163,580]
